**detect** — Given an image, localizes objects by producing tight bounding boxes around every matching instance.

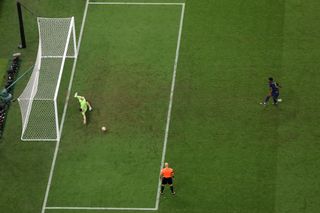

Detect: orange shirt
[161,168,174,178]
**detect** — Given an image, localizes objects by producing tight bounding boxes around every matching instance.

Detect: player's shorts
[80,101,88,113]
[162,177,173,185]
[272,92,279,99]
[80,105,88,115]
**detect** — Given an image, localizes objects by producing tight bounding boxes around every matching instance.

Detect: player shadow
[87,110,93,125]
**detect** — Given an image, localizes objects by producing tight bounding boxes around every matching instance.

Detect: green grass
[0,58,8,86]
[1,0,320,213]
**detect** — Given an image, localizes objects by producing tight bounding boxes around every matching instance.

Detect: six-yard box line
[42,1,186,212]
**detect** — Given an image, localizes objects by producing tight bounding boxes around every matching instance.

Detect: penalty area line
[43,2,185,212]
[45,207,157,211]
[155,2,185,211]
[89,2,184,6]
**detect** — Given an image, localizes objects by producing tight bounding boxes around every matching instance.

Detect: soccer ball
[101,126,107,132]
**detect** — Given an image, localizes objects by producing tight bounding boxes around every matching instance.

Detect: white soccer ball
[101,126,107,132]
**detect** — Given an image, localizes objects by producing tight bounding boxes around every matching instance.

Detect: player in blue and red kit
[261,77,282,105]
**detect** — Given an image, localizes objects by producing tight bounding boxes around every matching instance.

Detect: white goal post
[18,17,77,141]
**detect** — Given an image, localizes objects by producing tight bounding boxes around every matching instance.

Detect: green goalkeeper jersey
[76,96,88,113]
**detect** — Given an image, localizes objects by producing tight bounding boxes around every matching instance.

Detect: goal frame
[18,17,77,142]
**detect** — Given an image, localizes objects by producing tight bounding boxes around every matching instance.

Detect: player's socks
[170,186,174,194]
[161,186,164,194]
[264,96,270,103]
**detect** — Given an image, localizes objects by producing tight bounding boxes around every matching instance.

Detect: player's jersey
[269,82,279,94]
[77,96,88,112]
[161,168,174,178]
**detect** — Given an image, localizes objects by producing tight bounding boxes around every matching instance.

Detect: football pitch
[1,0,320,213]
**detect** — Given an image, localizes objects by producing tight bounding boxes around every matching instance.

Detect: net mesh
[20,100,57,140]
[18,17,76,141]
[34,58,64,99]
[39,18,76,57]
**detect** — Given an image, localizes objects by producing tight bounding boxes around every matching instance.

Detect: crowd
[0,54,20,137]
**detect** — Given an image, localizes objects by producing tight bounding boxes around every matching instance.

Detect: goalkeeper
[74,92,93,125]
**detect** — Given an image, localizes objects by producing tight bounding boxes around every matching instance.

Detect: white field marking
[59,0,90,135]
[40,1,90,213]
[89,2,184,6]
[45,207,157,211]
[155,2,185,210]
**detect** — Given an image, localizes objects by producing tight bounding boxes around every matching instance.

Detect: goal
[18,17,77,141]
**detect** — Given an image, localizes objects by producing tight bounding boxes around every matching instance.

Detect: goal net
[18,17,77,141]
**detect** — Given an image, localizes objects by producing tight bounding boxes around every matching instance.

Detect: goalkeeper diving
[74,92,93,125]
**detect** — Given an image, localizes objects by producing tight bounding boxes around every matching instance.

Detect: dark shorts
[272,92,279,99]
[162,177,173,185]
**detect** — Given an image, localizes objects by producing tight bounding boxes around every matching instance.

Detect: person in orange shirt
[160,162,175,195]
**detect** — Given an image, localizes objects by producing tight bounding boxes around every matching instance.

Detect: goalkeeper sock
[83,116,87,125]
